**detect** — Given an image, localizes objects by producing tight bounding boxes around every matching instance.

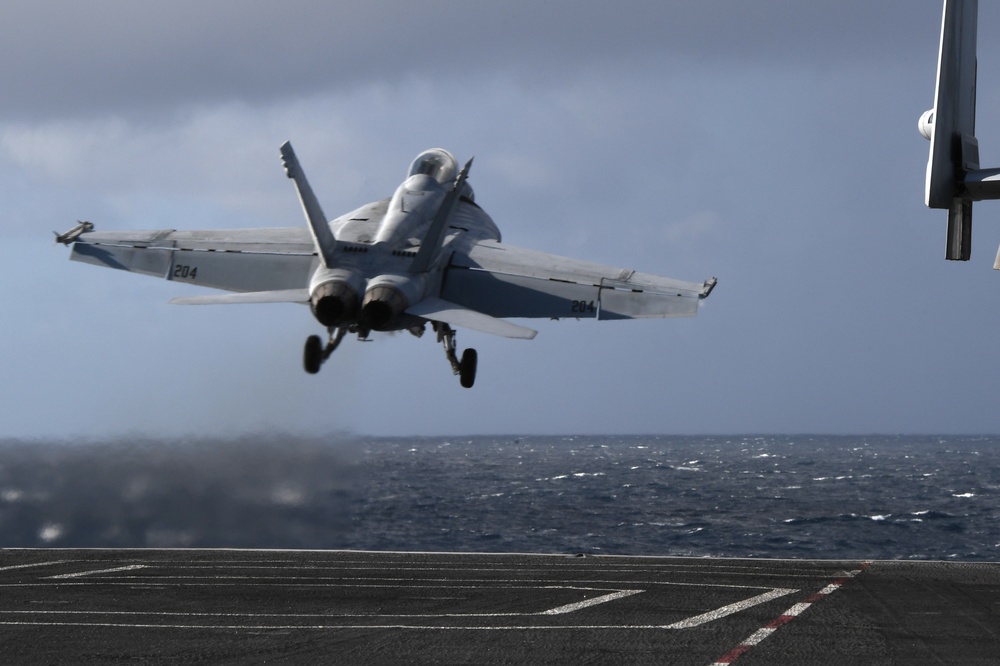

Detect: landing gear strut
[303,327,348,374]
[435,323,478,388]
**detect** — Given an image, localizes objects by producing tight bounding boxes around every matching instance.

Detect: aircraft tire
[304,335,323,374]
[459,348,478,388]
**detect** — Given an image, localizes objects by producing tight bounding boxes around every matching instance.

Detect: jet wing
[442,240,714,321]
[69,228,317,293]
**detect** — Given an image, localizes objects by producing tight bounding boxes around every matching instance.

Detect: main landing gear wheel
[459,348,478,388]
[303,327,348,375]
[436,322,479,389]
[303,335,323,374]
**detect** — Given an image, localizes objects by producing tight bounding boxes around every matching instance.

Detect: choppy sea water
[0,435,997,560]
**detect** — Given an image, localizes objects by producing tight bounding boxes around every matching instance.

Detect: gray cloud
[2,1,945,121]
[7,1,1000,438]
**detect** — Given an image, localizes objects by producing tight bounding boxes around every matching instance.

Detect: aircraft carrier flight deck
[0,549,996,664]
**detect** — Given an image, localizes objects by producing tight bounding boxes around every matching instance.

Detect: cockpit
[407,148,459,186]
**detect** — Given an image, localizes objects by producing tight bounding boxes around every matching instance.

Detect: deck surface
[0,549,996,664]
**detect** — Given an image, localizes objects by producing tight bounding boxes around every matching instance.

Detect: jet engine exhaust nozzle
[360,284,408,331]
[310,281,360,328]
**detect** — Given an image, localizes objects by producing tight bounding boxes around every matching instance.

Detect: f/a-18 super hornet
[56,143,716,387]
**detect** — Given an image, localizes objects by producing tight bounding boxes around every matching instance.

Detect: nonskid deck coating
[0,549,996,664]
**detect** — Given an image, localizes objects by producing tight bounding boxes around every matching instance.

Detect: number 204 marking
[173,264,198,279]
[571,300,596,314]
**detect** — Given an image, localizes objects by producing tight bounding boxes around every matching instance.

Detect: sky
[4,0,1000,439]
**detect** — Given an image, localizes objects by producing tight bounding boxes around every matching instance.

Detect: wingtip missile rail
[54,221,94,246]
[700,277,718,299]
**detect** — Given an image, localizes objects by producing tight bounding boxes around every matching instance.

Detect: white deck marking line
[663,588,797,629]
[47,565,147,579]
[0,588,642,621]
[40,574,777,592]
[0,585,800,630]
[166,563,831,574]
[0,561,68,572]
[541,589,643,615]
[0,582,629,591]
[0,619,835,631]
[708,562,871,666]
[0,579,777,598]
[0,561,851,633]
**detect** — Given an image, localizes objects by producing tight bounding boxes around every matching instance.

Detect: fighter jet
[920,0,1000,262]
[57,143,716,388]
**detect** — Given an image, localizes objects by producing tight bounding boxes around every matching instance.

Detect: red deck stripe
[708,561,871,666]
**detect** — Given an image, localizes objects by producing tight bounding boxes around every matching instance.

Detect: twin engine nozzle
[359,283,408,331]
[310,280,360,328]
[309,270,425,332]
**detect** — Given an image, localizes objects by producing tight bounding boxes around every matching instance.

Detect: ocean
[0,434,996,561]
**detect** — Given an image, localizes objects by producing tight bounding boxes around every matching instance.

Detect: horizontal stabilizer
[407,297,537,339]
[169,289,309,305]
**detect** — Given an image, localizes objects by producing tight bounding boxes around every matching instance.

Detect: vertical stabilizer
[923,0,979,260]
[410,157,473,274]
[280,141,338,268]
[921,0,1000,261]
